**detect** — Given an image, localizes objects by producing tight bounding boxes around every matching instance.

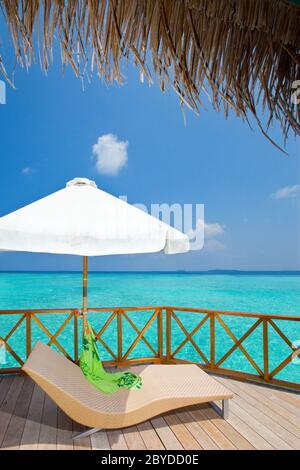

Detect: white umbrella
[0,178,189,312]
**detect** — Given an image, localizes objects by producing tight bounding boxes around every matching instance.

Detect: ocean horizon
[1,270,300,274]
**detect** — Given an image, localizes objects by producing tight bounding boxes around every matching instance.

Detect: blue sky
[0,45,299,271]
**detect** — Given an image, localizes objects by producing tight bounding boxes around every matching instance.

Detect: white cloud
[92,134,128,176]
[203,221,224,238]
[21,167,34,175]
[271,185,300,199]
[188,219,225,252]
[188,220,224,240]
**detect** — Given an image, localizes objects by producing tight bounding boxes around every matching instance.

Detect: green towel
[80,321,142,394]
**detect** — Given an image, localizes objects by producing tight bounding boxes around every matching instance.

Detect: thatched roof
[1,0,300,147]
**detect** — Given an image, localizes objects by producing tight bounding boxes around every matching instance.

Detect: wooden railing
[165,307,300,391]
[0,308,80,374]
[0,306,300,391]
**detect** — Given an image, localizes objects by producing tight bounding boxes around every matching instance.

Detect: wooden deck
[0,373,300,450]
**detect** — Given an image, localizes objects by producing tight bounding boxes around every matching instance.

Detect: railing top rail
[0,308,80,315]
[166,306,300,321]
[86,307,300,320]
[0,305,299,320]
[87,306,165,313]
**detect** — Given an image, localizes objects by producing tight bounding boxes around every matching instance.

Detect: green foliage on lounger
[80,321,142,394]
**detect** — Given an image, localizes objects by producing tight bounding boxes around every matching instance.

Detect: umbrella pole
[82,256,88,332]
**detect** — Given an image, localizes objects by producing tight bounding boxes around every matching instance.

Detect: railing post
[166,308,171,363]
[74,310,79,363]
[26,312,31,358]
[210,313,215,370]
[157,309,163,362]
[117,309,123,364]
[263,319,269,381]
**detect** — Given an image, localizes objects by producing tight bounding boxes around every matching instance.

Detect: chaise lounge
[22,342,233,440]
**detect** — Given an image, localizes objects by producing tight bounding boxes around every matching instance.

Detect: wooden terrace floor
[0,373,300,450]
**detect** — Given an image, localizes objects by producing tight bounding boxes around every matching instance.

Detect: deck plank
[197,406,255,450]
[245,381,300,418]
[224,378,300,440]
[107,429,128,450]
[57,408,73,450]
[137,421,165,450]
[229,400,291,449]
[90,430,111,450]
[219,408,274,450]
[20,384,45,449]
[217,377,300,449]
[72,422,92,450]
[0,377,13,407]
[123,425,147,450]
[272,388,300,408]
[150,416,184,450]
[38,395,58,450]
[163,412,202,450]
[0,375,24,447]
[175,409,217,450]
[1,377,34,449]
[187,406,237,450]
[234,380,300,428]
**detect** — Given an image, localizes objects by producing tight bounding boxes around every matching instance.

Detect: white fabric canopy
[0,178,189,256]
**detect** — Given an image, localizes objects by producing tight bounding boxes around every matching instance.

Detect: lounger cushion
[22,341,233,429]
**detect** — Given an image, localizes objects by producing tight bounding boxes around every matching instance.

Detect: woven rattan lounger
[22,342,233,440]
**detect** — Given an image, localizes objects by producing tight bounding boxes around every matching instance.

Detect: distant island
[0,270,299,275]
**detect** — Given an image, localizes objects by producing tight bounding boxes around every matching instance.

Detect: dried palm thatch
[0,0,300,147]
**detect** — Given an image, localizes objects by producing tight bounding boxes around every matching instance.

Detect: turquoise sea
[0,272,300,384]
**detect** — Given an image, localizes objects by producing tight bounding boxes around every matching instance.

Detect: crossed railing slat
[0,310,78,366]
[121,310,158,359]
[268,319,297,379]
[93,310,119,361]
[168,310,210,366]
[167,310,264,376]
[214,316,263,376]
[92,309,161,363]
[0,313,26,366]
[31,313,74,361]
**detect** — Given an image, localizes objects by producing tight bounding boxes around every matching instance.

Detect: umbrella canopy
[0,178,188,256]
[0,178,189,311]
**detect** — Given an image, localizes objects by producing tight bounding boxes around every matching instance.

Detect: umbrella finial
[66,178,97,188]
